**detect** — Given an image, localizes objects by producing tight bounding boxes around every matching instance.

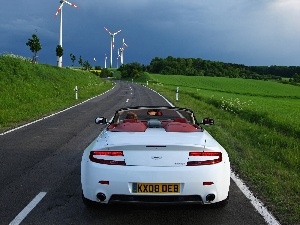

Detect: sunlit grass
[0,54,113,132]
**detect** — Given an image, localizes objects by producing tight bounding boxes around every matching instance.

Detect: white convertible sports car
[81,106,230,207]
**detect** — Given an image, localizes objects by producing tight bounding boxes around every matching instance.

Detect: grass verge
[134,73,300,225]
[0,54,113,132]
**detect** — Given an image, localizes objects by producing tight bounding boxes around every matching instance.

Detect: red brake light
[89,151,126,165]
[187,151,222,166]
[189,152,219,157]
[92,151,124,156]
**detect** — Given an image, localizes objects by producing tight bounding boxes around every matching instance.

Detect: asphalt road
[0,81,268,225]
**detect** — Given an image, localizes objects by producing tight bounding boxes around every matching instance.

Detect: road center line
[9,192,47,225]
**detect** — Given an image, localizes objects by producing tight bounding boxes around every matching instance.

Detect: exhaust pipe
[96,192,106,202]
[206,194,215,202]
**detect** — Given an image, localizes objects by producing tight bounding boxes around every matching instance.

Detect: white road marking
[231,171,280,225]
[126,99,129,102]
[9,192,47,225]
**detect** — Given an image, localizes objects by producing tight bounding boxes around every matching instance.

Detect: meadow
[140,73,300,225]
[0,54,113,132]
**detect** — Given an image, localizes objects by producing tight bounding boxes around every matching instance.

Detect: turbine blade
[113,30,122,35]
[55,3,64,16]
[122,38,128,48]
[104,27,112,35]
[64,0,79,8]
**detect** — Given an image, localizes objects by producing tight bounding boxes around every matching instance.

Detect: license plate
[132,183,180,193]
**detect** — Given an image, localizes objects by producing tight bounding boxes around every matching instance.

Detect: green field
[139,73,300,225]
[0,54,113,132]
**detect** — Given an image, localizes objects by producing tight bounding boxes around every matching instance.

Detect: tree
[118,62,143,78]
[78,55,83,68]
[70,53,76,67]
[293,73,300,83]
[56,45,63,67]
[26,34,42,63]
[83,60,91,70]
[100,68,111,78]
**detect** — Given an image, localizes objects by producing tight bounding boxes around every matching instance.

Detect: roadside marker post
[176,87,179,101]
[74,86,78,100]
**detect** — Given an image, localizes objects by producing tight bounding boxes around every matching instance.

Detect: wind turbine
[104,54,107,68]
[117,49,120,68]
[119,38,128,65]
[104,27,121,68]
[55,0,79,67]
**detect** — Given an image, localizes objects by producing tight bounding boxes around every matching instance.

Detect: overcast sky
[1,0,300,67]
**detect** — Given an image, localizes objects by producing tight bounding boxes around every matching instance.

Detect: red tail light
[92,151,124,156]
[89,151,126,165]
[187,151,222,166]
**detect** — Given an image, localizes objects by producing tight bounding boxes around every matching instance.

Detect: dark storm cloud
[0,0,299,66]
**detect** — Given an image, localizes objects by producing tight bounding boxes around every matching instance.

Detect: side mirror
[95,117,107,124]
[201,118,214,125]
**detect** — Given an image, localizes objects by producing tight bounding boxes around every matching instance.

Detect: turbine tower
[119,38,128,65]
[104,27,121,68]
[104,54,107,69]
[117,49,120,68]
[55,0,78,67]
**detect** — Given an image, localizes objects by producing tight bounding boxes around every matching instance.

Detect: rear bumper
[81,159,230,205]
[109,194,203,204]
